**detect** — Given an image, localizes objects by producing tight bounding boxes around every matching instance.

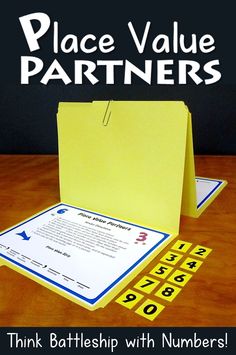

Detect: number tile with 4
[180,257,203,273]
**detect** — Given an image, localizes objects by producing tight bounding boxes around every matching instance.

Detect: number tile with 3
[160,251,183,265]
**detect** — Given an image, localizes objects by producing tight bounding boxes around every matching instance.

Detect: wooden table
[0,155,235,326]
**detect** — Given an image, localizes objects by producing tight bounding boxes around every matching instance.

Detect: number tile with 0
[135,299,165,321]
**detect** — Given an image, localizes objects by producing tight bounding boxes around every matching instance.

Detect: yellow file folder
[0,101,227,310]
[58,101,227,231]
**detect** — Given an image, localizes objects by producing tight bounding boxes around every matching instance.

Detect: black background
[0,1,235,154]
[0,328,235,355]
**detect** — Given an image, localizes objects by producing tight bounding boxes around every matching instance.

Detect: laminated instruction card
[0,101,227,310]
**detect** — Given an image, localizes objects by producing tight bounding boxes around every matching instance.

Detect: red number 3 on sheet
[136,232,148,242]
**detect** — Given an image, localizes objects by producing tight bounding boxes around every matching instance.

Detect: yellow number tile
[160,251,183,265]
[190,245,212,259]
[134,276,160,294]
[180,257,203,273]
[149,262,174,279]
[167,269,192,287]
[135,299,165,321]
[115,289,144,309]
[155,282,182,302]
[171,240,192,253]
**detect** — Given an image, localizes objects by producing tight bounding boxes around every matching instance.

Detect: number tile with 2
[190,245,212,259]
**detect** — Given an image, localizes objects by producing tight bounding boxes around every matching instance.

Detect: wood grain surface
[0,155,235,326]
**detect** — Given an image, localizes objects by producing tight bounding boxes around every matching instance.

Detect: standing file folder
[0,101,227,310]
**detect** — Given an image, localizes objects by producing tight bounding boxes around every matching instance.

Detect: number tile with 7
[133,276,160,294]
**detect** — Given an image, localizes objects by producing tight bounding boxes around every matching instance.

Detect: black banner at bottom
[0,328,234,355]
